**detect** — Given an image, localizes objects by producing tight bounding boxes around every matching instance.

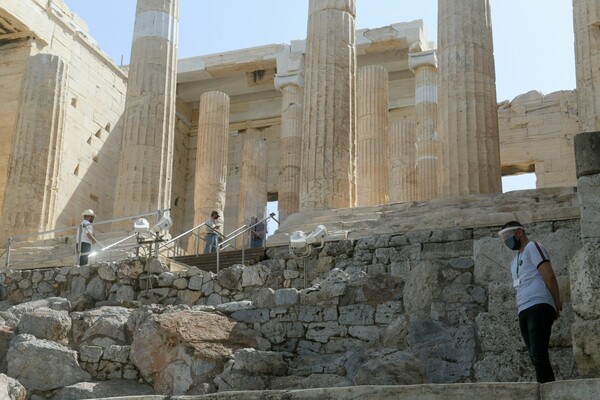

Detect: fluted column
[389,121,416,203]
[275,52,304,222]
[300,0,357,210]
[356,65,389,206]
[573,0,600,132]
[193,91,230,229]
[0,54,67,240]
[409,50,440,201]
[437,0,501,196]
[114,0,179,217]
[238,139,268,247]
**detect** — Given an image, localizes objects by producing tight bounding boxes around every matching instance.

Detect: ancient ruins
[0,0,598,399]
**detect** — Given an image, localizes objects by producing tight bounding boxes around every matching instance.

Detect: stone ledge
[267,187,580,247]
[166,379,599,399]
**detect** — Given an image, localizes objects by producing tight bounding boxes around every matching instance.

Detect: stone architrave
[300,0,357,210]
[193,91,230,231]
[237,139,268,247]
[357,65,390,206]
[275,51,304,222]
[0,54,68,240]
[437,0,502,196]
[388,121,416,203]
[113,0,179,218]
[409,50,439,201]
[573,0,600,132]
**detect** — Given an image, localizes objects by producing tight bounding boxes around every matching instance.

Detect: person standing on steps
[249,216,266,249]
[499,220,562,383]
[77,209,97,266]
[204,210,221,254]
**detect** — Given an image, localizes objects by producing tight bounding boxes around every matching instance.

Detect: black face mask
[504,236,521,251]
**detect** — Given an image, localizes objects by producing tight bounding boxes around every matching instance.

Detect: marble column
[238,139,268,247]
[573,0,600,132]
[0,54,67,240]
[409,50,440,201]
[275,51,304,222]
[300,0,357,210]
[388,121,416,203]
[193,91,230,230]
[437,0,502,196]
[113,0,179,217]
[356,65,389,206]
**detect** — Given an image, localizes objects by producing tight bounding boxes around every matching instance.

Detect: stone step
[173,248,266,273]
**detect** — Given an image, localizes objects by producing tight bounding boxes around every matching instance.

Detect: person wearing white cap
[77,209,97,265]
[498,220,562,383]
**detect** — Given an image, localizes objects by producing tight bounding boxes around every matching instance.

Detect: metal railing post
[216,241,220,273]
[5,237,13,268]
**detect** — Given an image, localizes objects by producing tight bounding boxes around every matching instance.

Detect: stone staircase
[172,247,266,273]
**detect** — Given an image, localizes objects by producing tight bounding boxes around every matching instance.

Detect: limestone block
[306,321,347,343]
[572,319,600,378]
[473,237,513,287]
[578,174,600,241]
[347,325,380,341]
[241,264,270,289]
[574,132,600,178]
[474,351,533,383]
[339,304,374,325]
[352,350,425,386]
[375,301,403,324]
[0,373,26,400]
[421,240,473,260]
[130,310,256,395]
[17,307,71,342]
[542,378,600,400]
[404,261,442,317]
[569,243,600,320]
[274,288,299,306]
[407,319,476,383]
[8,334,91,391]
[475,312,522,353]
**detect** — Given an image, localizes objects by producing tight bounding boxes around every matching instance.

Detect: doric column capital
[408,49,437,72]
[275,51,305,90]
[275,74,304,90]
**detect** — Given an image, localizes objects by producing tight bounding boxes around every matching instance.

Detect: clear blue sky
[64,0,575,195]
[65,0,575,102]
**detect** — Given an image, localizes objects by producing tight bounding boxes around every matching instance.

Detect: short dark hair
[501,220,523,230]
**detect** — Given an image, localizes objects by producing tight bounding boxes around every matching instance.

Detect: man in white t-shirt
[499,220,562,383]
[77,209,97,265]
[204,210,221,254]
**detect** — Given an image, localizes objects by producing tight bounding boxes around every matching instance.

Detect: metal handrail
[214,212,277,273]
[5,208,169,268]
[160,222,207,250]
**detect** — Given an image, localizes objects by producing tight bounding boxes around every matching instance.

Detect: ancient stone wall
[0,218,582,389]
[0,0,127,242]
[497,90,579,188]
